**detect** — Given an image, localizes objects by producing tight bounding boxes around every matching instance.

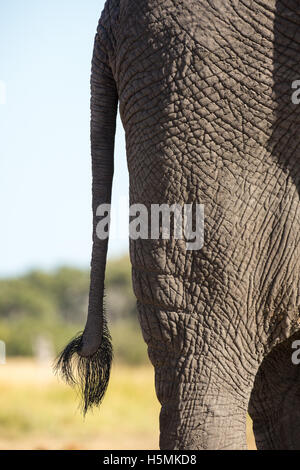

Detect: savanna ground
[0,358,256,450]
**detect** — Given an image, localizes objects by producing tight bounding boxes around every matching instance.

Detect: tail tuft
[54,325,113,415]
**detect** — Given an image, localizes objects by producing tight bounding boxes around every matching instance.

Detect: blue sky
[0,0,129,277]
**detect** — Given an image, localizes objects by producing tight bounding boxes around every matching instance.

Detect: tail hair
[54,324,113,415]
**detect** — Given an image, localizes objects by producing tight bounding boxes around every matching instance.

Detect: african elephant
[56,0,300,450]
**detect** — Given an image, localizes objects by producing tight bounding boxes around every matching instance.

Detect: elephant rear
[66,0,300,449]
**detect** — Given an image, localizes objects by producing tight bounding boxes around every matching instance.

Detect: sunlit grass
[0,359,256,450]
[0,359,160,449]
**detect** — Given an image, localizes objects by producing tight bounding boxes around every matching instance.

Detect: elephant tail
[53,0,119,414]
[53,317,113,415]
[54,234,114,415]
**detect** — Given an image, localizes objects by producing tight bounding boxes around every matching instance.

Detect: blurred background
[0,0,255,450]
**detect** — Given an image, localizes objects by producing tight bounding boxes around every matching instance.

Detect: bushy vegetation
[0,256,148,364]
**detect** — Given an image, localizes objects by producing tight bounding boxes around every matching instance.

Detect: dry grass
[0,359,256,450]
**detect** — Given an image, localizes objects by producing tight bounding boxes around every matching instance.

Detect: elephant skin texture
[69,0,300,450]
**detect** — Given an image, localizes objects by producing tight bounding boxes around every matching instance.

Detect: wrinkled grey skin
[79,0,300,449]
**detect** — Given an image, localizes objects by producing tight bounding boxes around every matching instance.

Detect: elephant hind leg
[248,332,300,450]
[155,362,251,450]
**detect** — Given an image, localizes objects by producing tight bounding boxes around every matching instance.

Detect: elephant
[55,0,300,450]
